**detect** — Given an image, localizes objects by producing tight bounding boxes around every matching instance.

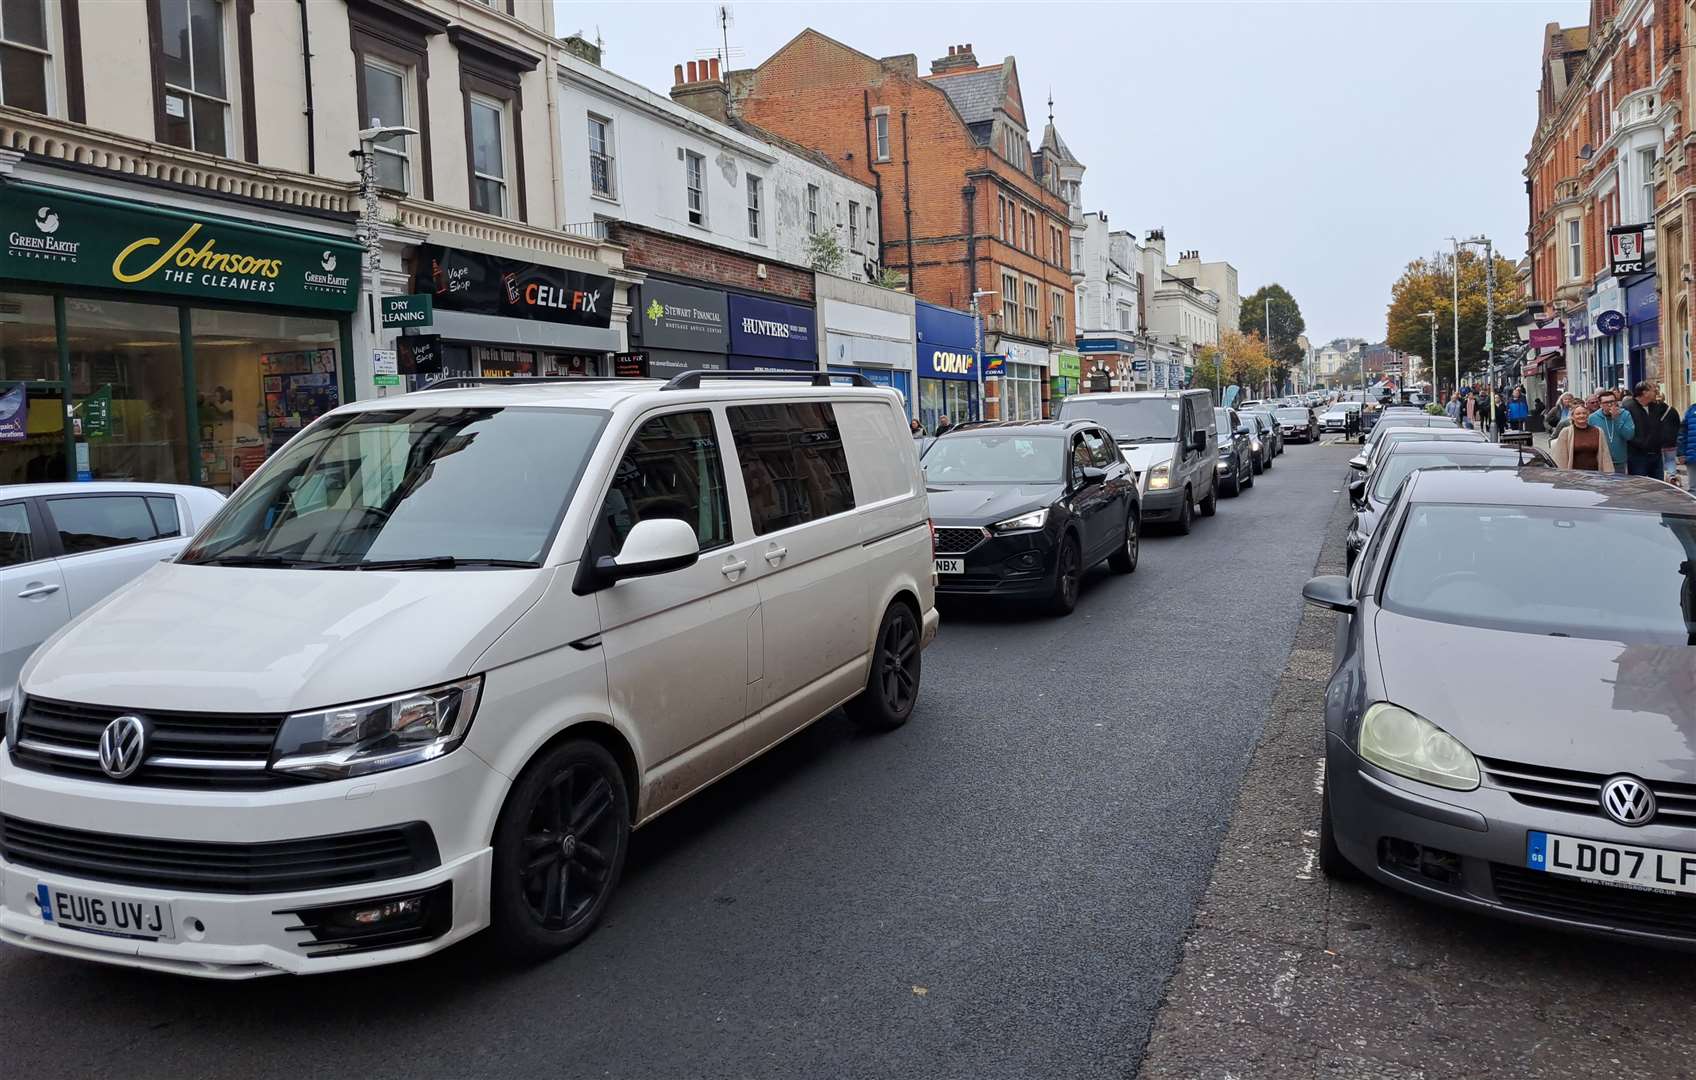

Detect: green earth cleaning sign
[1,181,361,312]
[382,292,434,328]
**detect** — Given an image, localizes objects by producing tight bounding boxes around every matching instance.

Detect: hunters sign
[1,181,361,311]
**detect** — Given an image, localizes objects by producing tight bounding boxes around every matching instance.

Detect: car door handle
[763,546,788,565]
[16,583,59,599]
[721,559,748,579]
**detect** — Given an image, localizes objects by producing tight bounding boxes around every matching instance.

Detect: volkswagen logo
[96,715,148,780]
[1600,775,1656,827]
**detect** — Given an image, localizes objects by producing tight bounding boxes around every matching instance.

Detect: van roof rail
[659,370,875,391]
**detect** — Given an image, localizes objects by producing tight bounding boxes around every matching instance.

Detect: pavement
[1136,453,1696,1080]
[0,445,1347,1078]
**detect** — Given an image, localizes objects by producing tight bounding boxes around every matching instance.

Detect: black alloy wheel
[1242,460,1255,489]
[848,602,921,730]
[490,740,630,959]
[1048,534,1082,615]
[1108,511,1139,574]
[1175,491,1194,535]
[1223,460,1242,497]
[1199,477,1218,517]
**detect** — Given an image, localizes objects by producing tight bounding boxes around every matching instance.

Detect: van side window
[46,496,162,555]
[0,502,33,566]
[1178,401,1194,449]
[727,403,856,535]
[597,410,732,556]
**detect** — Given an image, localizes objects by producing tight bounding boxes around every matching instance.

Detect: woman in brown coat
[1551,402,1614,472]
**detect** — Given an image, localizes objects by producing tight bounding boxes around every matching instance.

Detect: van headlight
[1148,462,1171,489]
[990,508,1048,533]
[271,677,483,780]
[1357,702,1479,790]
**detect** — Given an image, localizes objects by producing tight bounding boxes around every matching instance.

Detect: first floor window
[1053,290,1066,341]
[159,0,229,156]
[0,0,50,114]
[362,58,411,193]
[468,94,508,217]
[746,173,763,240]
[588,114,615,197]
[686,151,705,225]
[1024,281,1039,340]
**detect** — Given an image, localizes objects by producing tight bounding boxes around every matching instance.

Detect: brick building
[728,32,1077,419]
[1524,1,1684,407]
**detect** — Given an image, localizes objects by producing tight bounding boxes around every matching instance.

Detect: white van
[1054,389,1218,534]
[0,374,937,977]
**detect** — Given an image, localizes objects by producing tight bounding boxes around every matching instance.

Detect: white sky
[554,0,1592,344]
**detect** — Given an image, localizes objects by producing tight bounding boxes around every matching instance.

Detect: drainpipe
[863,90,884,278]
[901,111,915,293]
[297,0,316,174]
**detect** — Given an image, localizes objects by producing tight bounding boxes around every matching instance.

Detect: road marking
[1312,757,1326,795]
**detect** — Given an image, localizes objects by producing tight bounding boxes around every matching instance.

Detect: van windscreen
[1058,398,1180,443]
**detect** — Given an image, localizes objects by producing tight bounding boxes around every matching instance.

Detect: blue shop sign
[915,300,978,380]
[1076,338,1122,354]
[1626,277,1659,325]
[1595,310,1626,336]
[727,294,816,362]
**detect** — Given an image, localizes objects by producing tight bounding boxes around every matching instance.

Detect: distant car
[1214,407,1255,497]
[1241,411,1278,469]
[1345,440,1553,567]
[1321,402,1360,433]
[924,420,1139,615]
[1349,425,1485,474]
[0,482,225,714]
[1274,406,1318,444]
[1309,469,1696,948]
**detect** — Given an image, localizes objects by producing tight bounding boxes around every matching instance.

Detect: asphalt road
[0,441,1351,1080]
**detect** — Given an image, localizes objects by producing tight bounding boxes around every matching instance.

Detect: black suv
[925,420,1140,616]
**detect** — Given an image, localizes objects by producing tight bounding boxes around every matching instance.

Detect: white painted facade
[1076,213,1140,335]
[556,54,878,278]
[1141,234,1220,378]
[1174,253,1240,337]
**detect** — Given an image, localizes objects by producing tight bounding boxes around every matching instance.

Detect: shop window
[686,150,706,225]
[45,495,166,555]
[64,298,186,485]
[595,410,731,556]
[191,307,341,493]
[727,403,855,535]
[588,114,615,198]
[0,502,32,565]
[0,0,50,115]
[361,57,413,194]
[468,93,508,217]
[158,0,230,157]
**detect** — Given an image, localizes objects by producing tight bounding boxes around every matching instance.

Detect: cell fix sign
[417,245,614,328]
[0,181,361,311]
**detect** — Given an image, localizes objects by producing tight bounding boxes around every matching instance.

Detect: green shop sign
[382,292,433,327]
[1,181,361,312]
[1056,351,1082,379]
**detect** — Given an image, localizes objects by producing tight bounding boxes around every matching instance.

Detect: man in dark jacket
[1645,385,1682,482]
[1623,381,1664,478]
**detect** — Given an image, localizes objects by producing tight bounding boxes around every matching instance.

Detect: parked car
[1240,411,1277,470]
[1273,405,1318,444]
[1321,402,1360,434]
[1349,425,1485,474]
[0,482,224,716]
[1345,440,1553,567]
[1307,469,1696,948]
[1214,408,1255,497]
[1055,389,1218,534]
[0,373,938,976]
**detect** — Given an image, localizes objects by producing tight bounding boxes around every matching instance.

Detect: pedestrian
[1643,384,1681,483]
[1622,381,1662,478]
[1444,392,1462,423]
[1544,392,1575,432]
[1591,390,1635,475]
[1507,388,1529,432]
[1551,402,1613,473]
[934,414,953,437]
[1682,398,1696,489]
[910,417,925,438]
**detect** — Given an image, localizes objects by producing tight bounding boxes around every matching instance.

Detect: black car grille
[1492,864,1696,939]
[1479,757,1696,826]
[933,527,986,556]
[0,815,439,894]
[10,697,303,790]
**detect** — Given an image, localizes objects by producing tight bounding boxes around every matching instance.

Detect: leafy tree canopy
[1240,283,1307,390]
[1385,249,1521,390]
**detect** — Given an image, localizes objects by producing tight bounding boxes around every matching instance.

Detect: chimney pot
[687,60,698,82]
[673,63,684,85]
[709,57,720,80]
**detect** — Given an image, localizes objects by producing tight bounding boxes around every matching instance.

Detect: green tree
[1240,284,1307,392]
[1194,329,1271,399]
[806,231,845,274]
[1385,249,1521,390]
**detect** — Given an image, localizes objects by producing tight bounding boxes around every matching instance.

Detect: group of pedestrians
[1545,382,1691,484]
[910,416,955,439]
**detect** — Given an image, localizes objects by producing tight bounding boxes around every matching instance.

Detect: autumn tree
[1385,248,1521,391]
[1240,284,1307,392]
[1194,329,1272,399]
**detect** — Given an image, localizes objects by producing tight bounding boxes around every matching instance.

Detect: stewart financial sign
[0,181,361,311]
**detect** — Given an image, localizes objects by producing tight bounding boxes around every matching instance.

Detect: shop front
[626,279,728,378]
[1588,277,1625,391]
[915,301,978,430]
[818,277,916,415]
[1626,275,1659,389]
[0,179,359,491]
[997,340,1049,420]
[401,244,618,388]
[1051,349,1081,405]
[727,294,818,373]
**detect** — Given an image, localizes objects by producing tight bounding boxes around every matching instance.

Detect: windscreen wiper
[320,556,541,571]
[193,553,316,568]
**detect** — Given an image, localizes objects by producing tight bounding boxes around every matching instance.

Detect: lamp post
[1417,310,1438,401]
[968,289,995,422]
[1445,236,1462,398]
[352,124,417,392]
[1455,236,1496,432]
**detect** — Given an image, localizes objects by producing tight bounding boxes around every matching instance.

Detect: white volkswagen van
[0,373,937,977]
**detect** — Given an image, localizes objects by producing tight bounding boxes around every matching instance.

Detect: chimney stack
[672,55,731,124]
[929,42,978,75]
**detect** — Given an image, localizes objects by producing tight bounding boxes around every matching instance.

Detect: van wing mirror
[587,518,700,590]
[1191,430,1208,452]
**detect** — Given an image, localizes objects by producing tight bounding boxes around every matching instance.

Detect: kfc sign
[1609,225,1649,277]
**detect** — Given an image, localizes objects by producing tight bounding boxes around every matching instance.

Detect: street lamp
[1457,236,1496,431]
[1417,310,1438,400]
[1445,236,1462,398]
[968,289,996,422]
[351,125,418,392]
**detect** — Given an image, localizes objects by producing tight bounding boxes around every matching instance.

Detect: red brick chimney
[671,56,730,124]
[929,43,977,75]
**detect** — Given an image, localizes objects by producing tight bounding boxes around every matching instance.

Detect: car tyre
[1108,511,1138,573]
[1047,534,1082,615]
[1242,463,1254,490]
[490,739,631,962]
[1199,477,1218,517]
[1223,463,1242,497]
[1319,776,1362,881]
[1174,490,1194,535]
[846,602,922,731]
[1251,453,1264,475]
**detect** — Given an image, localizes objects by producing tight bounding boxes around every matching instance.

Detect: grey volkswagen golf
[1306,468,1696,947]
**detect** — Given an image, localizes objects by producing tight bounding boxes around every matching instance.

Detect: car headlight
[4,682,21,750]
[1148,462,1171,489]
[1251,438,1262,452]
[1357,702,1478,790]
[989,508,1048,533]
[271,677,483,780]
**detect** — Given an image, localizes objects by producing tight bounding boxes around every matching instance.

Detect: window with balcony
[0,0,50,114]
[158,0,230,156]
[588,114,615,198]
